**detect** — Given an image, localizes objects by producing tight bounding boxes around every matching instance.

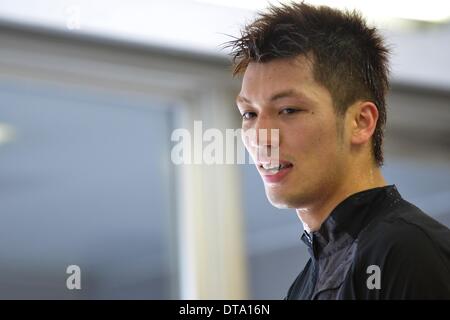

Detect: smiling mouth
[258,161,293,175]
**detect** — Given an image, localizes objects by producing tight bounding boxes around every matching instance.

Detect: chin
[265,190,296,209]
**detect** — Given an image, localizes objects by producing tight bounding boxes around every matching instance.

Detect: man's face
[237,56,350,208]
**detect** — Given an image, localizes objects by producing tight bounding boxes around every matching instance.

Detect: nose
[243,115,280,162]
[253,115,279,147]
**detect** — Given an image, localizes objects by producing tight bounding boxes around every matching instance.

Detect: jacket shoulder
[353,199,450,299]
[359,198,450,256]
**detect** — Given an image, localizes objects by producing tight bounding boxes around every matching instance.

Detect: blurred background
[0,0,449,299]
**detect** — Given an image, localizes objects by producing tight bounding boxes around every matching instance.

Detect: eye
[242,111,257,120]
[279,107,299,115]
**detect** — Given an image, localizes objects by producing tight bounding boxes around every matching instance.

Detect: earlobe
[350,101,378,145]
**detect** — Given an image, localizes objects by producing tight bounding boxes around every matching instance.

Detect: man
[228,2,450,299]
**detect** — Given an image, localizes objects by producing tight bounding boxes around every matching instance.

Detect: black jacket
[285,185,450,299]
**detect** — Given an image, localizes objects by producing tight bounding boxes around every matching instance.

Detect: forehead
[239,56,324,104]
[244,56,314,82]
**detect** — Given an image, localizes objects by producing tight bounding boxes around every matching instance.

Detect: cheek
[285,120,338,157]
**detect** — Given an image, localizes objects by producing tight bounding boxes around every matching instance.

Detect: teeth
[262,163,289,171]
[262,164,280,171]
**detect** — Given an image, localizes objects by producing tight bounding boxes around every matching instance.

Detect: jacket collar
[300,185,401,259]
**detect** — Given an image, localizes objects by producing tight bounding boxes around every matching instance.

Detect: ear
[349,101,378,145]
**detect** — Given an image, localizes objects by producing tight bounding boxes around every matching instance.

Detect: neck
[297,165,387,233]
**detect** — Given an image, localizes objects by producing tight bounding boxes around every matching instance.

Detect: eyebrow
[236,89,313,106]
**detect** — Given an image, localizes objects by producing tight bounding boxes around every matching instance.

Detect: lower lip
[261,166,293,184]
